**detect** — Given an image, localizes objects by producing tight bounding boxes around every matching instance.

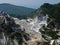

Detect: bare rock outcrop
[0,12,49,45]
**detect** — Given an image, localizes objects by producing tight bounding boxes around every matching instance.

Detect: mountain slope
[0,11,48,45]
[0,3,35,16]
[31,3,60,41]
[40,3,60,25]
[32,3,60,25]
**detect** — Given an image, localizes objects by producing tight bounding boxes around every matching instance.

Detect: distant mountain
[0,3,35,16]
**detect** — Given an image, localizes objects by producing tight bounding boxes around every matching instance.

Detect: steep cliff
[0,12,49,45]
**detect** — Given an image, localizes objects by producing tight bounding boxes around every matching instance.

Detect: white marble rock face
[14,13,48,33]
[13,13,48,45]
[0,12,48,45]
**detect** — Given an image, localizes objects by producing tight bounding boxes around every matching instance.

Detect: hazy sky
[0,0,60,9]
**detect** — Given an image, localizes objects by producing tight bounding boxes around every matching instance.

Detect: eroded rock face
[0,12,48,45]
[22,32,46,45]
[13,13,48,45]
